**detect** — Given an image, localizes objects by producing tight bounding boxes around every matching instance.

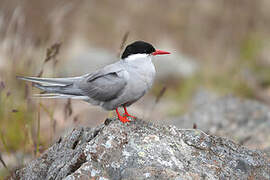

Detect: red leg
[116,108,130,123]
[123,106,136,119]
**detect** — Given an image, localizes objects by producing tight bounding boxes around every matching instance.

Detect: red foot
[119,116,131,123]
[123,106,137,119]
[123,112,136,119]
[115,108,131,123]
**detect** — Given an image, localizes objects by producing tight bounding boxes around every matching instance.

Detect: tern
[18,41,170,123]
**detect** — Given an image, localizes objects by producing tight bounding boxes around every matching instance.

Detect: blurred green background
[1,0,270,178]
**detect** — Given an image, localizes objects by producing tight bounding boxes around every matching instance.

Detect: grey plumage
[17,75,87,86]
[17,55,155,111]
[78,62,127,102]
[17,41,170,116]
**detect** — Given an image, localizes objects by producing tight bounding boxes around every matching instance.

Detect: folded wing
[79,70,127,102]
[18,62,128,103]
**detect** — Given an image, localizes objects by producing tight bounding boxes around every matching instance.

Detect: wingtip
[16,75,27,80]
[16,75,22,79]
[16,76,35,82]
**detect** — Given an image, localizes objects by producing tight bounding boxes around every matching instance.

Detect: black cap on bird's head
[121,41,170,59]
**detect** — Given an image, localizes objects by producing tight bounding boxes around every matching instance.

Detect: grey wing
[78,64,128,102]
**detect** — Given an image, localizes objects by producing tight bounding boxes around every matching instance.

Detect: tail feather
[33,83,82,95]
[33,93,90,100]
[17,75,89,99]
[16,75,88,86]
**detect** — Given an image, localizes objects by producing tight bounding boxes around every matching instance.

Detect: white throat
[124,53,151,62]
[123,53,156,90]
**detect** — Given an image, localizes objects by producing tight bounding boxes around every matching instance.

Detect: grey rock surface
[168,92,270,150]
[13,118,270,180]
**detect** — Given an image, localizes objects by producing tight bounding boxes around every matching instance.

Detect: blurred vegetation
[1,0,270,178]
[0,92,32,151]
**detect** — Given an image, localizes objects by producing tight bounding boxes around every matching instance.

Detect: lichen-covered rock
[13,118,270,180]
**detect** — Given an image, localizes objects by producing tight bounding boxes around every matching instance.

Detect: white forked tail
[32,93,90,100]
[17,75,89,100]
[16,75,88,86]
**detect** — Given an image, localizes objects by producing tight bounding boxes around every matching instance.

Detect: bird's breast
[126,61,156,90]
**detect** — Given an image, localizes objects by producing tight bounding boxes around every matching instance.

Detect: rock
[12,118,270,180]
[168,93,270,150]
